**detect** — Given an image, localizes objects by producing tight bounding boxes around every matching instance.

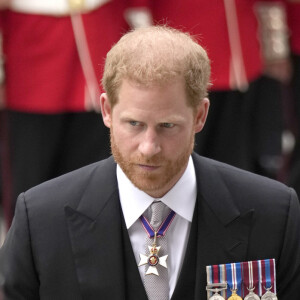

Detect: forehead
[112,78,194,123]
[117,78,188,106]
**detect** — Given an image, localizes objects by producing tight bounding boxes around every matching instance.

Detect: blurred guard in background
[286,0,300,196]
[0,0,129,228]
[126,0,290,180]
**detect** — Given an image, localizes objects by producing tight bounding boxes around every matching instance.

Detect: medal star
[146,266,159,276]
[158,255,168,268]
[138,246,168,276]
[138,254,149,267]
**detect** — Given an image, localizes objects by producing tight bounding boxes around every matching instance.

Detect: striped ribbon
[206,264,227,299]
[140,210,176,238]
[261,259,276,294]
[242,260,260,297]
[226,262,243,296]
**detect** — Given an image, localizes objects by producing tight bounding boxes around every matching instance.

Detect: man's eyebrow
[159,116,186,123]
[119,113,186,123]
[119,113,140,120]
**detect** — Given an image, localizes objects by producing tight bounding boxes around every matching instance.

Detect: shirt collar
[117,156,197,229]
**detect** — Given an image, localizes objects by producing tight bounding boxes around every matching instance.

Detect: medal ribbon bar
[243,261,260,299]
[261,259,276,294]
[206,265,227,299]
[206,259,277,299]
[226,262,243,298]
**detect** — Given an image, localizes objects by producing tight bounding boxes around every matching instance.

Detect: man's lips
[137,164,160,171]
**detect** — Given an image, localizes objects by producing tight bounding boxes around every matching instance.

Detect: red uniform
[129,0,265,91]
[1,1,128,113]
[127,0,285,177]
[286,2,300,196]
[0,1,129,227]
[287,2,300,55]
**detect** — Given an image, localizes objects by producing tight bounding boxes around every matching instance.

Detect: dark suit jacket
[1,154,300,299]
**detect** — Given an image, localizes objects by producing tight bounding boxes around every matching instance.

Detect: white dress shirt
[117,156,197,298]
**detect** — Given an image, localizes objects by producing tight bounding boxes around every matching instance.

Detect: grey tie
[144,201,170,300]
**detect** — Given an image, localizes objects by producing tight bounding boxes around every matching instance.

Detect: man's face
[101,78,209,198]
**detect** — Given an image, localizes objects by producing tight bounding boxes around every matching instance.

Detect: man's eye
[161,123,174,128]
[129,121,140,126]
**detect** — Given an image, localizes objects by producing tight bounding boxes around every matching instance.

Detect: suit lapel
[194,193,253,299]
[64,157,146,299]
[172,155,254,300]
[184,155,253,299]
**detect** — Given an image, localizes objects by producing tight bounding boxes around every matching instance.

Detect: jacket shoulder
[23,156,117,212]
[192,154,295,203]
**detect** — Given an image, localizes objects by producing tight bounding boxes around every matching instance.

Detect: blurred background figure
[286,0,300,196]
[0,0,129,229]
[0,0,7,245]
[126,0,289,179]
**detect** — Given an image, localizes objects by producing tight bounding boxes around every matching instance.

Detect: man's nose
[138,128,161,158]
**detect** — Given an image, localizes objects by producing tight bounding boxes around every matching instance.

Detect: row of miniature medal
[206,259,277,300]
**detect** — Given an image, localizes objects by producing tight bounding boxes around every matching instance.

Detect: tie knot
[150,201,168,229]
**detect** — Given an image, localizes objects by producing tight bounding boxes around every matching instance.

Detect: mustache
[132,155,165,165]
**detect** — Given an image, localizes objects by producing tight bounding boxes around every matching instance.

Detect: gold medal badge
[228,290,243,300]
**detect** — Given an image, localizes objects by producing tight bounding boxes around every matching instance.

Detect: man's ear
[100,93,112,128]
[194,98,210,133]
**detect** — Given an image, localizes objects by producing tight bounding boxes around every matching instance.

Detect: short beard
[110,127,194,195]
